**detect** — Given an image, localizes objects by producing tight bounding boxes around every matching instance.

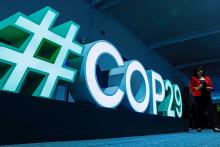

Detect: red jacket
[190,76,213,96]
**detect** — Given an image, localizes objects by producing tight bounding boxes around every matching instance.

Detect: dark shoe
[213,128,220,132]
[197,128,202,132]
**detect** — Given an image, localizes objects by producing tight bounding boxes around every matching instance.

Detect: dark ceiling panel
[105,0,220,44]
[154,33,220,66]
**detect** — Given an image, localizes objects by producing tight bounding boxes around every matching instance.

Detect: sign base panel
[0,91,188,145]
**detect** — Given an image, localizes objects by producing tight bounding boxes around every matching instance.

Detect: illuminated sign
[0,7,182,118]
[0,7,83,98]
[72,41,182,117]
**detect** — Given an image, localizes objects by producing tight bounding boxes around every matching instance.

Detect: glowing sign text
[0,7,182,118]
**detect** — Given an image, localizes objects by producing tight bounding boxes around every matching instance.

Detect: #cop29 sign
[0,7,182,118]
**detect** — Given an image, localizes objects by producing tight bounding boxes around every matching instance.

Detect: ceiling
[87,0,220,83]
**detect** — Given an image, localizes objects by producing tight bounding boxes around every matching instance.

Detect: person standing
[190,66,220,132]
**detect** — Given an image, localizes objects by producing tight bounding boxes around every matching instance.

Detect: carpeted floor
[4,130,220,147]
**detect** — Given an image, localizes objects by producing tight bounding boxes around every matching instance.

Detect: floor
[3,130,220,147]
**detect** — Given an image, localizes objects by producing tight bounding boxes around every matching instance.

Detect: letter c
[85,41,125,108]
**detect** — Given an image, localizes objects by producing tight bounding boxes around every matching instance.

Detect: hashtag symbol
[0,7,83,98]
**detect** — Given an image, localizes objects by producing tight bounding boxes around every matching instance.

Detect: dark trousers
[194,95,216,129]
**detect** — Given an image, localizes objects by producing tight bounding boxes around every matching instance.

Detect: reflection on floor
[5,130,220,147]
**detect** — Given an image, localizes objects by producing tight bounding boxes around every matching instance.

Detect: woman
[190,66,220,132]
